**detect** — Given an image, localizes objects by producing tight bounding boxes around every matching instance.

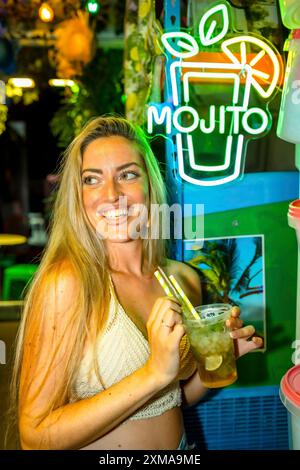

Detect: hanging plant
[53,10,94,78]
[50,48,124,148]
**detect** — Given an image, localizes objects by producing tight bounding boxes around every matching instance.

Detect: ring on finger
[161,319,173,328]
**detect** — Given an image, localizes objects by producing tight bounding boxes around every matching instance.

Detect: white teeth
[101,209,128,219]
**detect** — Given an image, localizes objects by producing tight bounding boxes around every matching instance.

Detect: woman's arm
[180,370,208,408]
[21,364,164,450]
[19,271,185,450]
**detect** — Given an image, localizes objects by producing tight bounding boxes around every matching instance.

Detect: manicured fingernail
[254,337,262,344]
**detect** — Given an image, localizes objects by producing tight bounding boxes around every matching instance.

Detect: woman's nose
[102,178,122,202]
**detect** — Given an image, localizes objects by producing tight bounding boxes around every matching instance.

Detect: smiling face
[81,136,150,243]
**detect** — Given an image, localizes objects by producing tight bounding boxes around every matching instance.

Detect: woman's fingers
[151,297,182,330]
[228,318,264,358]
[146,297,164,329]
[230,306,241,317]
[147,297,180,326]
[226,307,263,347]
[226,306,243,330]
[226,317,243,330]
[231,306,241,316]
[146,297,186,384]
[252,336,264,346]
[230,325,255,340]
[160,312,183,333]
[235,335,264,358]
[170,322,187,342]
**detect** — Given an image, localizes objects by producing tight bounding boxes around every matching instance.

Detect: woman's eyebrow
[81,162,142,175]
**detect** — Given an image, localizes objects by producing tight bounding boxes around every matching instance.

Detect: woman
[11,117,262,450]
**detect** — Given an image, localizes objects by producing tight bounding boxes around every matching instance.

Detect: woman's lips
[97,208,129,226]
[96,204,145,227]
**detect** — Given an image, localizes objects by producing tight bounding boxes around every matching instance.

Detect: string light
[48,79,80,93]
[8,78,35,88]
[49,79,75,88]
[38,3,54,23]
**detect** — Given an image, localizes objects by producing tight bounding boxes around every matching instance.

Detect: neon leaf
[199,3,229,46]
[161,32,199,58]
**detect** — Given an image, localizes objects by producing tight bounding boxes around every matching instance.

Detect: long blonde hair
[7,116,167,448]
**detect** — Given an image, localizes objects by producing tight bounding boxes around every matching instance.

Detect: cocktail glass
[183,303,237,388]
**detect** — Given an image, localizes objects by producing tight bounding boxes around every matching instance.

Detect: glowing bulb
[49,79,76,87]
[39,3,54,23]
[8,78,35,88]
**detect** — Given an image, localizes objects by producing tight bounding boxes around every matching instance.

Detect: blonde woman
[11,117,262,450]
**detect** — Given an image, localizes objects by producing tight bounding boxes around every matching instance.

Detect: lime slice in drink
[205,354,223,371]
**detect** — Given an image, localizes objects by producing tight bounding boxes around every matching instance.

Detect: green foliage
[189,240,239,304]
[50,48,124,148]
[188,238,263,305]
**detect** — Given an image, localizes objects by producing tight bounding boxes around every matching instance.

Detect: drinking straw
[155,268,201,321]
[169,275,200,321]
[157,266,182,302]
[154,270,174,298]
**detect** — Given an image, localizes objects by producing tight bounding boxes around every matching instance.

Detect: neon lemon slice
[205,354,223,371]
[221,36,281,99]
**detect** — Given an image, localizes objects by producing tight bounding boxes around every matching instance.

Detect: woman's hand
[226,306,264,359]
[145,296,186,386]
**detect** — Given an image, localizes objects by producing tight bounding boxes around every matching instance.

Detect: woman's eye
[82,175,100,185]
[119,171,139,181]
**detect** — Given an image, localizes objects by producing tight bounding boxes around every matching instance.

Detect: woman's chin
[96,227,133,243]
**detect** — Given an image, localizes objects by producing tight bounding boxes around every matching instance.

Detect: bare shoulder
[42,261,79,307]
[22,260,80,378]
[165,258,202,306]
[28,260,80,335]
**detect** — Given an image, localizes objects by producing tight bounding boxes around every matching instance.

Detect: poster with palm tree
[185,234,266,350]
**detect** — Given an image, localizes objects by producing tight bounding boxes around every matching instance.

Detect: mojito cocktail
[184,304,237,388]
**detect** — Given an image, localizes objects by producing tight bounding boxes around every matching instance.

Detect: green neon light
[147,0,282,186]
[86,0,100,15]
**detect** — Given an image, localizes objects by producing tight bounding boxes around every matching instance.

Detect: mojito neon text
[147,1,282,186]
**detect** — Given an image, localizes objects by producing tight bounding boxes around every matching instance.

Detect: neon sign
[147,1,283,186]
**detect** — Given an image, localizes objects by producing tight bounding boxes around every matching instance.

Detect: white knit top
[70,276,196,420]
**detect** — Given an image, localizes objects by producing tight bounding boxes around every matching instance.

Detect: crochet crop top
[70,275,196,420]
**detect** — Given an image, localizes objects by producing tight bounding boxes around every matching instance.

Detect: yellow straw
[154,271,173,298]
[157,266,182,302]
[169,275,200,320]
